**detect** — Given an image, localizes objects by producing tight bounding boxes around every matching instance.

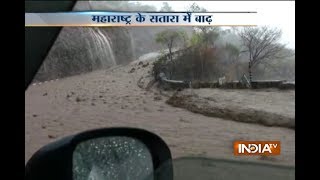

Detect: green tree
[186,3,221,80]
[155,29,188,78]
[186,2,219,36]
[155,29,187,62]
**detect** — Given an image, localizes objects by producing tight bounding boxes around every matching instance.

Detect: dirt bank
[167,88,295,129]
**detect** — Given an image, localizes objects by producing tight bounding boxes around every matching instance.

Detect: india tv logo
[234,141,281,155]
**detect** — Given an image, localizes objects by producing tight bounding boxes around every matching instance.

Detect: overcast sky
[135,1,295,49]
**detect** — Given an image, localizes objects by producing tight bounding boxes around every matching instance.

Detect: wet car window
[73,136,153,180]
[26,0,295,177]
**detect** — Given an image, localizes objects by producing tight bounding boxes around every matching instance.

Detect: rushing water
[87,28,116,67]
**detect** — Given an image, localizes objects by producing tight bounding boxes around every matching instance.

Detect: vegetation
[153,3,295,84]
[34,1,294,84]
[155,29,188,79]
[160,2,173,12]
[237,26,294,83]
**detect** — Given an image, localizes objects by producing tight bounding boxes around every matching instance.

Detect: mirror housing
[25,127,173,180]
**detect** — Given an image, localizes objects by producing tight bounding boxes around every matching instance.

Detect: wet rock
[128,68,135,73]
[142,62,149,67]
[76,97,82,102]
[154,96,162,101]
[48,135,56,139]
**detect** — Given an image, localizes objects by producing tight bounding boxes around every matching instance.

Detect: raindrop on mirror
[73,136,154,180]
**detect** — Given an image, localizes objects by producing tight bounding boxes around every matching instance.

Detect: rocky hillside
[33,1,193,82]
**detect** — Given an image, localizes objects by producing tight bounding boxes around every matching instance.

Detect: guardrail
[156,49,295,90]
[158,72,295,90]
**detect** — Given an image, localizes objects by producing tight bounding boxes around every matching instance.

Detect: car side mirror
[25,128,173,180]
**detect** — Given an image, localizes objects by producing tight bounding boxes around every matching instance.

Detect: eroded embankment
[166,89,295,129]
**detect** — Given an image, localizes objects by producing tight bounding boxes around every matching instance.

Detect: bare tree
[238,26,290,83]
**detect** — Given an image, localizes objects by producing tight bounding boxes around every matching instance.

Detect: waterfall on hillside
[86,28,117,68]
[128,29,136,60]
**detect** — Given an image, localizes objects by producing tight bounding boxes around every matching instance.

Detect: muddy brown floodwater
[25,57,295,166]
